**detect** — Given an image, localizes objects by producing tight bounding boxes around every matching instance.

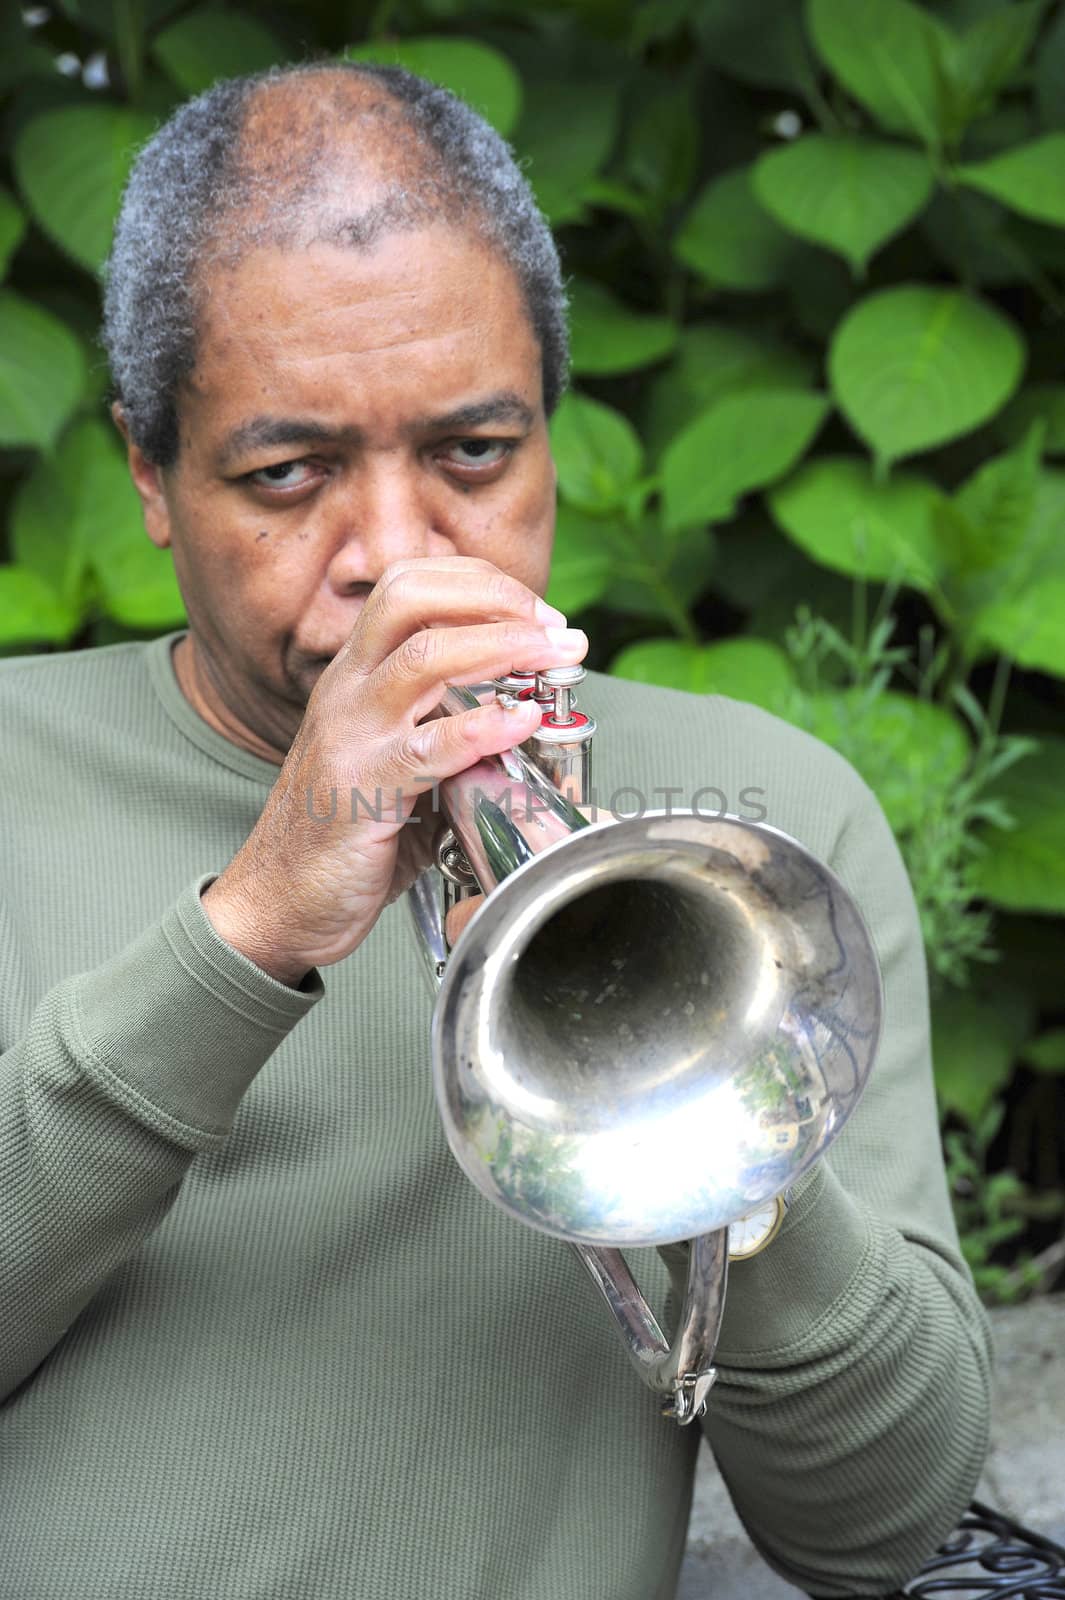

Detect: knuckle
[499,620,538,654]
[374,563,412,610]
[405,721,440,766]
[393,628,436,680]
[380,559,414,588]
[454,708,486,748]
[488,571,525,613]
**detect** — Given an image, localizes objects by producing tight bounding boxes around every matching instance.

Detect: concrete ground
[678,1297,1065,1599]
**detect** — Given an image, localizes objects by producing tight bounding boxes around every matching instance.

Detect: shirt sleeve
[669,770,993,1598]
[0,874,323,1404]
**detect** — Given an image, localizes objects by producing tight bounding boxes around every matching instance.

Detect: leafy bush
[2,0,1063,1294]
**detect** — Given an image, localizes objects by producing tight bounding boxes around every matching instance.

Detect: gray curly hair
[102,61,569,466]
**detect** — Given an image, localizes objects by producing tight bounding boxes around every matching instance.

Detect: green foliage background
[2,0,1064,1295]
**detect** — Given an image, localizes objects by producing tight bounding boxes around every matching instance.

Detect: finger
[408,694,543,779]
[329,698,544,847]
[367,696,543,807]
[364,620,588,730]
[445,893,485,947]
[342,561,567,674]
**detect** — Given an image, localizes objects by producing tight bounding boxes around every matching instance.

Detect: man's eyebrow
[217,393,535,470]
[419,393,535,432]
[218,418,359,469]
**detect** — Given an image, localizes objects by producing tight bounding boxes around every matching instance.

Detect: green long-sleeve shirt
[1,631,991,1600]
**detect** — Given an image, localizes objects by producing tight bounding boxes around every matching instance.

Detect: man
[1,63,991,1600]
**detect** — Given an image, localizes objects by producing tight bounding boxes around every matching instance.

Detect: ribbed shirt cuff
[713,1160,874,1363]
[65,873,324,1146]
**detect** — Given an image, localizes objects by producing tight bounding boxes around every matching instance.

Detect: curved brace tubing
[571,1229,729,1423]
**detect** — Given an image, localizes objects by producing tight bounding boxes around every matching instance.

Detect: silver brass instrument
[408,667,883,1424]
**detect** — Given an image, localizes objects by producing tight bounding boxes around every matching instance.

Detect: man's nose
[325,459,456,588]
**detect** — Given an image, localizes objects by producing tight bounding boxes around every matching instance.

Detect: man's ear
[111,401,174,551]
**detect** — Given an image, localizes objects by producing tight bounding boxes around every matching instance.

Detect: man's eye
[442,439,511,470]
[248,460,315,489]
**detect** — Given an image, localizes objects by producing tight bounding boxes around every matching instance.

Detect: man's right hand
[200,558,587,986]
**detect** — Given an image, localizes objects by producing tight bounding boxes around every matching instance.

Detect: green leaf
[1022,1028,1065,1074]
[1035,3,1065,130]
[0,567,79,649]
[920,188,1026,287]
[960,135,1065,228]
[55,0,187,33]
[998,386,1065,457]
[674,166,804,292]
[969,473,1065,677]
[940,2,1045,129]
[806,0,953,147]
[642,324,815,460]
[579,177,648,222]
[662,391,829,532]
[513,78,618,225]
[0,188,26,280]
[754,135,933,275]
[567,278,677,377]
[345,37,521,137]
[545,504,613,615]
[549,504,713,625]
[986,582,1065,673]
[152,9,285,94]
[946,424,1043,573]
[972,737,1065,913]
[803,690,970,835]
[768,455,946,590]
[0,292,86,452]
[829,286,1025,467]
[13,418,185,630]
[963,101,1042,162]
[14,104,155,274]
[630,0,699,50]
[932,0,1010,25]
[932,985,1034,1124]
[604,523,714,620]
[623,79,698,211]
[712,517,821,611]
[611,636,793,712]
[550,393,643,514]
[697,0,821,95]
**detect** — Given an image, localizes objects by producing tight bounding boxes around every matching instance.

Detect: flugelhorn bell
[408,673,883,1422]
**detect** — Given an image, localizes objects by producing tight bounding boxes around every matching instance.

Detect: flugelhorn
[408,668,883,1423]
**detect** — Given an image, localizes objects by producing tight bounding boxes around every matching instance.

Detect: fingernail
[498,694,541,716]
[543,626,587,651]
[535,599,568,627]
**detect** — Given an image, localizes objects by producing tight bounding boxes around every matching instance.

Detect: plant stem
[985,652,1013,741]
[657,581,699,642]
[615,519,700,643]
[113,0,143,103]
[368,0,398,42]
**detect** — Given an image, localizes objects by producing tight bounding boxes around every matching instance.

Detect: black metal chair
[873,1501,1065,1599]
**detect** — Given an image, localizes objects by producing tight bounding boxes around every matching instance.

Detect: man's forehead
[195,222,522,324]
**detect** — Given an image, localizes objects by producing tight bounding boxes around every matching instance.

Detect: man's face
[128,223,557,755]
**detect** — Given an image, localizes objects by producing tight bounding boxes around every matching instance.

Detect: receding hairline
[191,68,521,305]
[181,73,548,414]
[102,59,570,465]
